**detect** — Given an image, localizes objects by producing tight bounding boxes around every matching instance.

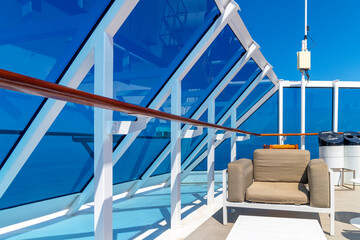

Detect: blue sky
[236,0,360,81]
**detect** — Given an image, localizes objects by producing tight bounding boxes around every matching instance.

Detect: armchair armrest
[308,158,330,208]
[227,158,253,202]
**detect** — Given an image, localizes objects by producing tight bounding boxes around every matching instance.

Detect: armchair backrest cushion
[253,149,310,183]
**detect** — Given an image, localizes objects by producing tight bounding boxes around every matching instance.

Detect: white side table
[350,178,360,228]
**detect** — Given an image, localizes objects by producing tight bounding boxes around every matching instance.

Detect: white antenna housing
[297,0,311,70]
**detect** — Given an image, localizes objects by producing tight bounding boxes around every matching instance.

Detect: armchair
[223,149,335,235]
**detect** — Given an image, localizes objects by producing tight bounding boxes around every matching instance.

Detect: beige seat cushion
[246,182,309,204]
[253,149,310,183]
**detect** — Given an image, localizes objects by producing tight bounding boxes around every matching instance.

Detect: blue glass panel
[152,155,171,177]
[182,25,245,118]
[189,145,207,171]
[305,88,332,158]
[0,91,43,166]
[113,96,171,184]
[215,59,260,122]
[113,0,219,109]
[236,77,274,120]
[112,0,219,182]
[194,138,230,171]
[0,0,111,82]
[0,0,111,175]
[0,69,95,209]
[283,88,301,146]
[339,88,360,132]
[235,93,278,159]
[153,110,209,176]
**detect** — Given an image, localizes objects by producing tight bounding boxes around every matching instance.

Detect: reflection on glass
[236,77,273,121]
[305,88,332,158]
[0,0,111,81]
[113,0,219,111]
[235,93,278,159]
[112,0,219,183]
[0,0,112,170]
[182,25,245,118]
[0,69,95,209]
[215,59,261,122]
[339,88,360,132]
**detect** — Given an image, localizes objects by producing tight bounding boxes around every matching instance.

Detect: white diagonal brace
[0,0,139,201]
[67,1,239,213]
[182,85,278,181]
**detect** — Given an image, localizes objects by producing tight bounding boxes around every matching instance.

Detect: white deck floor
[0,183,359,239]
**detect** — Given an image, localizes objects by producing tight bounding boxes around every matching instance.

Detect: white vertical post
[170,79,181,229]
[230,109,237,162]
[333,80,339,132]
[207,99,215,205]
[301,72,306,150]
[94,32,113,240]
[278,80,284,145]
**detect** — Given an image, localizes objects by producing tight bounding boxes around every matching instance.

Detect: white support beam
[333,80,339,132]
[182,86,278,181]
[67,0,239,214]
[300,72,306,150]
[0,0,137,207]
[338,81,360,88]
[207,99,215,206]
[170,79,181,229]
[282,80,333,88]
[94,32,113,240]
[283,80,360,88]
[230,109,237,162]
[278,80,284,144]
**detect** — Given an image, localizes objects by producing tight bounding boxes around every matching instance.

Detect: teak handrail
[0,69,325,137]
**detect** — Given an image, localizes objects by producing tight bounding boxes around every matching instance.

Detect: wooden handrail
[0,69,335,137]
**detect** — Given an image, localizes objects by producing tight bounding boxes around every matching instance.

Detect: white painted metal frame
[70,0,240,209]
[230,109,237,162]
[181,85,278,182]
[0,0,139,221]
[332,80,339,132]
[123,1,259,196]
[281,79,360,148]
[94,32,114,240]
[207,100,216,205]
[170,79,181,229]
[163,57,272,187]
[301,73,306,150]
[222,169,335,236]
[278,80,284,144]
